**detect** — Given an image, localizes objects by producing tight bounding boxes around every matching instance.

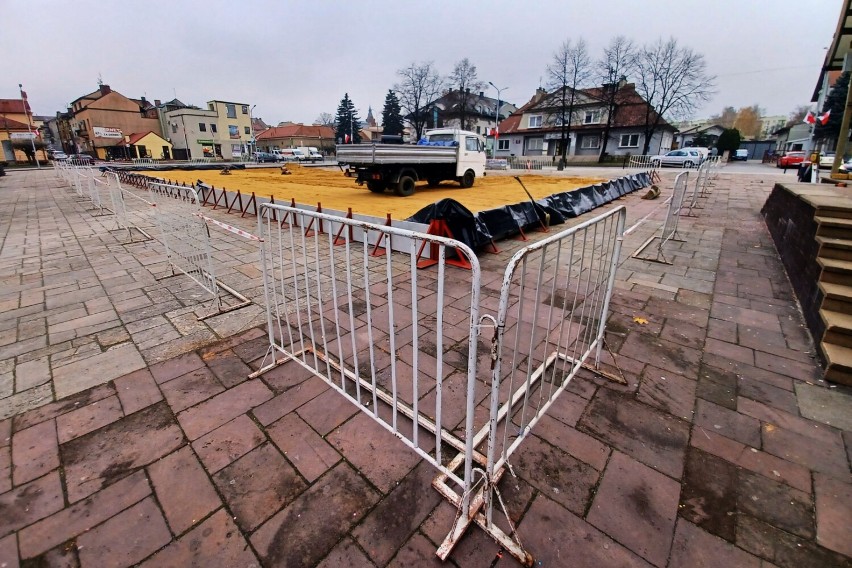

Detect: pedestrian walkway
[0,168,850,567]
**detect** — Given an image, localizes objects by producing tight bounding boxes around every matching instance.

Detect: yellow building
[207,100,252,159]
[0,99,47,163]
[114,131,173,160]
[64,85,163,160]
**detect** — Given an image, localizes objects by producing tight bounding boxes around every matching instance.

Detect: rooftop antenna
[97,73,103,86]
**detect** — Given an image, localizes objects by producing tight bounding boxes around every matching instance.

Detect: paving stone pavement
[0,167,850,567]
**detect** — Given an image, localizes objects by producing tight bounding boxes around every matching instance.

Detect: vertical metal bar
[434,245,446,469]
[385,232,398,433]
[594,209,626,364]
[410,236,419,448]
[363,233,379,416]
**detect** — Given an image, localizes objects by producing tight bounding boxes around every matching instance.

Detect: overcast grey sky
[3,0,841,124]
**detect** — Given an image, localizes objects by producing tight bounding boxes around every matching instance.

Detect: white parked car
[650,149,703,168]
[819,153,836,168]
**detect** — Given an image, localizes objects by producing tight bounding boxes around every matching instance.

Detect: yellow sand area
[141,166,607,219]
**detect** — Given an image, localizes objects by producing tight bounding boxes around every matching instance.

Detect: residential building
[496,82,675,159]
[773,123,811,153]
[207,100,253,160]
[255,124,336,154]
[162,107,221,160]
[674,124,725,149]
[113,131,173,160]
[58,84,163,160]
[0,98,46,162]
[759,115,788,139]
[422,90,518,146]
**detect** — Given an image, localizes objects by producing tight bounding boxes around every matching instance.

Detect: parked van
[273,149,302,162]
[296,147,323,162]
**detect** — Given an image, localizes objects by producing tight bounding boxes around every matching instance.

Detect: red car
[777,151,806,168]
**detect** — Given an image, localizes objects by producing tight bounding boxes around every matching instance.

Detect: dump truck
[336,129,487,196]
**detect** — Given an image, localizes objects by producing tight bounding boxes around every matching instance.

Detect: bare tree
[547,38,592,169]
[448,58,484,130]
[787,104,812,127]
[634,37,716,154]
[709,106,737,128]
[314,112,334,128]
[597,36,637,162]
[395,61,445,140]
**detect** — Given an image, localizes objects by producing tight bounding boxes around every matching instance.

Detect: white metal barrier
[625,154,658,170]
[682,161,709,216]
[632,170,689,264]
[105,171,154,241]
[251,203,627,566]
[147,182,220,311]
[132,158,156,166]
[253,203,482,491]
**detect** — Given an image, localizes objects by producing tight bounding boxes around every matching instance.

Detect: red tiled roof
[0,99,31,114]
[115,131,155,146]
[257,124,335,140]
[0,116,31,130]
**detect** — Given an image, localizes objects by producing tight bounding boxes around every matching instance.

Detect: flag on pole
[818,110,831,125]
[804,112,816,125]
[344,134,350,144]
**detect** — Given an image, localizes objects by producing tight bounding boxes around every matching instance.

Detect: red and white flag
[344,134,351,144]
[804,112,816,125]
[818,110,831,125]
[490,127,499,139]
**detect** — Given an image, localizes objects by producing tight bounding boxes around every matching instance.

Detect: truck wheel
[460,170,475,188]
[367,181,386,193]
[395,176,416,197]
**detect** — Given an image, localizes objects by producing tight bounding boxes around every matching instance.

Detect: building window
[241,105,248,114]
[244,126,250,135]
[208,103,214,111]
[210,124,217,133]
[199,123,207,132]
[171,123,177,134]
[498,139,510,150]
[584,111,601,124]
[527,138,544,151]
[581,135,601,149]
[619,134,639,148]
[226,104,236,118]
[529,115,542,128]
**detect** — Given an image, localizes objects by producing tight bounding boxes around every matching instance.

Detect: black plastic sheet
[407,172,650,251]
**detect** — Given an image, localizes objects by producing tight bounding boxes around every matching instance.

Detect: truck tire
[367,181,386,193]
[460,170,475,188]
[395,176,416,197]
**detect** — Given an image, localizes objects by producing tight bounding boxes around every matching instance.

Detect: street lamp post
[249,104,257,157]
[488,82,507,158]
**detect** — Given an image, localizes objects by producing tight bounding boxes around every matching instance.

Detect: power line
[715,64,816,78]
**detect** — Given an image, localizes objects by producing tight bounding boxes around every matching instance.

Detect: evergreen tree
[716,128,742,160]
[814,71,849,143]
[381,90,404,136]
[334,93,362,144]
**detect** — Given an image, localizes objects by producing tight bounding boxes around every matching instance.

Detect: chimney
[532,87,547,104]
[99,84,111,96]
[141,96,147,104]
[154,99,161,106]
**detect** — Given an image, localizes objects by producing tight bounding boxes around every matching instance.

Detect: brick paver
[0,167,849,567]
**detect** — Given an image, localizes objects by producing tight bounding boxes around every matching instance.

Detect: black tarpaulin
[407,172,650,251]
